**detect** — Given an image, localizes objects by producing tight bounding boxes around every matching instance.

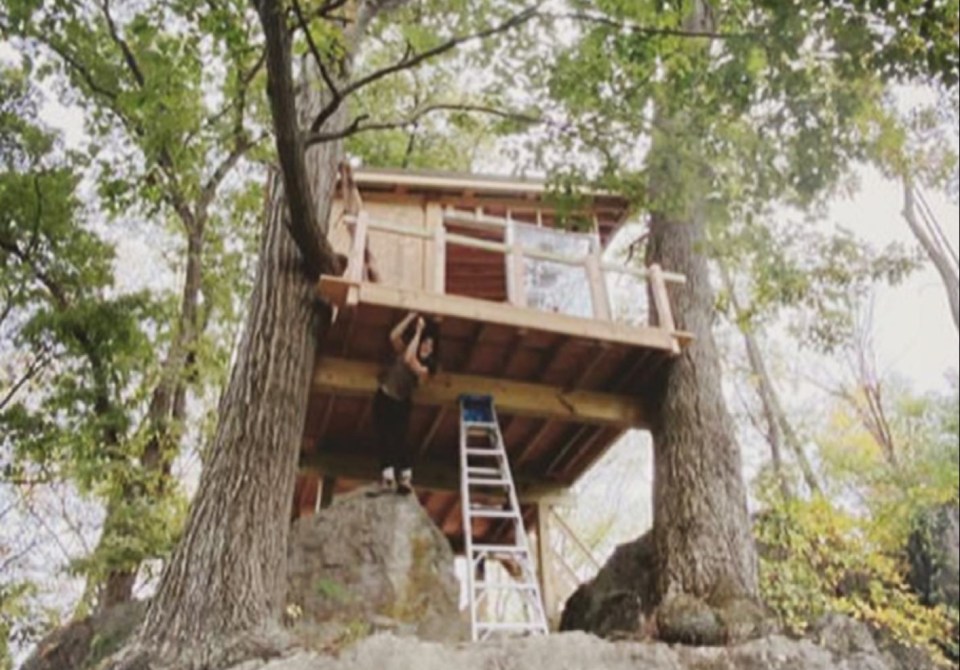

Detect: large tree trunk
[105,2,383,666]
[127,169,328,667]
[641,0,758,615]
[645,206,758,605]
[91,224,206,613]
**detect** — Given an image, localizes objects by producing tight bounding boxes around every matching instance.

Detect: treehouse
[295,166,691,619]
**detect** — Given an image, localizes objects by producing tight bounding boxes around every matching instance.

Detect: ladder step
[477,622,547,632]
[467,478,510,487]
[465,448,503,457]
[471,544,530,554]
[466,466,501,476]
[464,421,500,429]
[474,581,539,591]
[468,511,516,519]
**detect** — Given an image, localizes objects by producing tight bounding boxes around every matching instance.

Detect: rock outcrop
[21,601,146,670]
[285,488,465,649]
[559,531,770,645]
[226,619,935,670]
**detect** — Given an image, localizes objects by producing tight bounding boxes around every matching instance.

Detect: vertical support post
[537,501,556,626]
[585,237,611,320]
[432,217,446,294]
[346,210,368,283]
[505,211,527,307]
[424,202,443,293]
[649,263,680,354]
[344,210,368,305]
[319,475,336,510]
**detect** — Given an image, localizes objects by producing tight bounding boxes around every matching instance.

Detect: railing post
[585,237,611,320]
[649,263,680,354]
[433,220,446,294]
[345,210,368,284]
[505,212,527,307]
[537,501,557,627]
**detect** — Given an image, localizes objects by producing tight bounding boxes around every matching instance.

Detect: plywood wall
[328,197,429,291]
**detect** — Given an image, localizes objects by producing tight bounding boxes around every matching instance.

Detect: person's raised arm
[389,312,418,354]
[403,317,430,382]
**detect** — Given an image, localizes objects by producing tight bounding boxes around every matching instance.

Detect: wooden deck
[302,278,687,550]
[294,167,691,552]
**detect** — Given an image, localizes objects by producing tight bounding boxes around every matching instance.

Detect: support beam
[300,450,573,503]
[317,276,682,353]
[313,357,648,428]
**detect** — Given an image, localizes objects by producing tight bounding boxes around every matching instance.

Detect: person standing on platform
[369,311,439,495]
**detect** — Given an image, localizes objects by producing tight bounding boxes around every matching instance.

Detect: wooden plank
[300,450,571,502]
[505,213,527,308]
[585,239,611,321]
[537,502,556,623]
[312,357,648,428]
[345,211,369,283]
[648,263,680,355]
[316,277,680,352]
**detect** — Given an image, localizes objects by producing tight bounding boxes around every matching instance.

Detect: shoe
[366,477,395,497]
[396,469,414,496]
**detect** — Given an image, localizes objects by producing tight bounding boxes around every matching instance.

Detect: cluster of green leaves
[0,62,179,589]
[756,380,959,662]
[713,220,922,352]
[1,0,265,612]
[756,493,954,662]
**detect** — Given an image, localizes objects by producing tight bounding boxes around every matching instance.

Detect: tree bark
[902,178,959,331]
[106,2,387,666]
[645,204,759,604]
[718,264,822,499]
[91,213,207,613]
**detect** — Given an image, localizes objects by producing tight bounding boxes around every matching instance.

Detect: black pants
[372,388,414,473]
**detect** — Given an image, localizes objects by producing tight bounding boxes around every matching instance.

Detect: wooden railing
[341,207,686,343]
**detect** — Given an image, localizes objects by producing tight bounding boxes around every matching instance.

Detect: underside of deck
[299,277,687,551]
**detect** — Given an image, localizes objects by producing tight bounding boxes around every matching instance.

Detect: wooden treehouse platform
[295,166,691,556]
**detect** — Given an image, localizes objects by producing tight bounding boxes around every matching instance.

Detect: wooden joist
[300,450,573,503]
[312,356,649,428]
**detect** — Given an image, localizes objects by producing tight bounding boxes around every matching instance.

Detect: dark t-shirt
[380,356,418,400]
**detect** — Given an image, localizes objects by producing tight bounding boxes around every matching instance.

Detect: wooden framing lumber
[312,356,648,428]
[317,276,683,353]
[300,450,573,503]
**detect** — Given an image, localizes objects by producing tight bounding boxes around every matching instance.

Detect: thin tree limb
[306,102,542,144]
[543,10,759,40]
[309,5,540,133]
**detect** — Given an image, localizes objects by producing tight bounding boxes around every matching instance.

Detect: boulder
[21,601,146,670]
[559,531,656,637]
[908,502,960,609]
[285,488,465,649]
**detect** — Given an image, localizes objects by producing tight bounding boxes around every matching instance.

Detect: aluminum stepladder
[459,394,549,641]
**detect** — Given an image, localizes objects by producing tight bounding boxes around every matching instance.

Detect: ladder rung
[467,478,510,487]
[468,509,519,519]
[465,448,502,457]
[464,420,499,428]
[471,544,529,554]
[474,581,538,591]
[466,466,501,475]
[477,622,547,632]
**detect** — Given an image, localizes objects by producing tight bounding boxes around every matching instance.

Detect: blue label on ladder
[460,394,494,424]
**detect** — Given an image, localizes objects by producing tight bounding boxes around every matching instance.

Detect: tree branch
[543,10,759,40]
[292,0,341,100]
[100,0,146,86]
[306,102,542,145]
[253,0,340,279]
[0,348,52,413]
[309,5,541,133]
